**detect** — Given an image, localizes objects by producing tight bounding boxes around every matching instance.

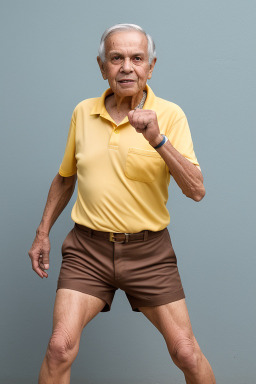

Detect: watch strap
[153,134,168,149]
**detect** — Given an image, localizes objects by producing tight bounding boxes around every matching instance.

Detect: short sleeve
[166,114,200,168]
[59,116,77,177]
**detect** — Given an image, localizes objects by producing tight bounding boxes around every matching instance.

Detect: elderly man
[29,23,215,383]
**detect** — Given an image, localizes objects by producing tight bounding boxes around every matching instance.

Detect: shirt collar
[90,84,156,123]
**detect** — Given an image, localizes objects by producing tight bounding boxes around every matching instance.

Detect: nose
[121,58,133,73]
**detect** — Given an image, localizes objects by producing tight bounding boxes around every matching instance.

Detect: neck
[113,90,144,112]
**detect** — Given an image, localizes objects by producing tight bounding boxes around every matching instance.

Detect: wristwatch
[153,134,168,149]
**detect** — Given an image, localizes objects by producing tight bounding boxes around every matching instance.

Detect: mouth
[118,79,135,83]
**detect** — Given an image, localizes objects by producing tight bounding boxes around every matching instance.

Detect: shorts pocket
[164,230,177,263]
[61,229,73,255]
[124,147,163,183]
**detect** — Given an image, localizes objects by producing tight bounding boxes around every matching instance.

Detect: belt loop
[143,230,148,241]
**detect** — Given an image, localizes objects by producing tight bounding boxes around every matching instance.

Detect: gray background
[1,0,255,383]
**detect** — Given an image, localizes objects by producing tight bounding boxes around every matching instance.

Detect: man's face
[97,30,156,97]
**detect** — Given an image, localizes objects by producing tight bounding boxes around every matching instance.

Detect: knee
[46,325,78,367]
[171,336,202,374]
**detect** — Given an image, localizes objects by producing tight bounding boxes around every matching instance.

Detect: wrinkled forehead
[104,30,148,56]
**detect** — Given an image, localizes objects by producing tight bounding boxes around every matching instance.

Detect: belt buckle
[109,232,130,243]
[109,232,115,242]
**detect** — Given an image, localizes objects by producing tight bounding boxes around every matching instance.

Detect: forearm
[128,109,205,201]
[37,173,77,235]
[152,136,205,201]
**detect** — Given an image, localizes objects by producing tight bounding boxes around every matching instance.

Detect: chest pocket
[124,147,163,183]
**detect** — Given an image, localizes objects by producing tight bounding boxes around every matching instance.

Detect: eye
[133,56,142,62]
[112,55,121,62]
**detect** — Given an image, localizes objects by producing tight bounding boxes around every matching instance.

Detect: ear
[147,57,157,80]
[97,56,107,80]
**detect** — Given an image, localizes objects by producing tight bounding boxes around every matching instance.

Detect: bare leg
[138,299,215,384]
[38,288,106,384]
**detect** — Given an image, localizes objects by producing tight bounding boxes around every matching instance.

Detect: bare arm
[128,109,205,202]
[28,173,77,278]
[153,136,205,201]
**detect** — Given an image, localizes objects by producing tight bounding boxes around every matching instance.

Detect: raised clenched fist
[128,109,162,147]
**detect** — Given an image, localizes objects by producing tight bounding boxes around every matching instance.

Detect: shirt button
[114,129,119,134]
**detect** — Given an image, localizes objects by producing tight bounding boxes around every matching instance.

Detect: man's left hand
[128,109,162,148]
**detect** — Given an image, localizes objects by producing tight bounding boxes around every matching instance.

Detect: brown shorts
[56,224,185,312]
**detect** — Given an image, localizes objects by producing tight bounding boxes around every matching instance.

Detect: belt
[75,223,165,243]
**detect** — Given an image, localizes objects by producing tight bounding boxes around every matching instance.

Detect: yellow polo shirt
[59,84,200,232]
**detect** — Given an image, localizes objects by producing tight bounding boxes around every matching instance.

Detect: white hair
[98,23,156,64]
